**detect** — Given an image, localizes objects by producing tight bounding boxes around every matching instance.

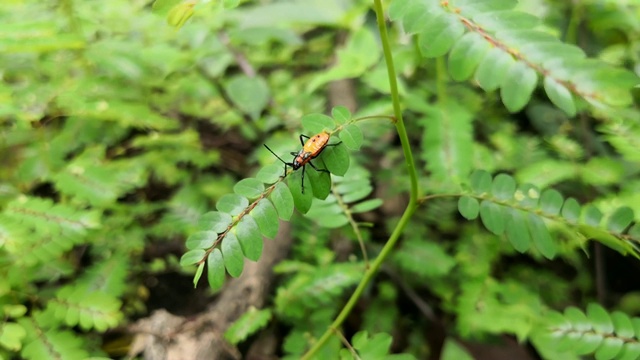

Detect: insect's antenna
[263,144,288,164]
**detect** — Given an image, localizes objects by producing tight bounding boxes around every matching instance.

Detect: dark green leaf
[234,178,265,199]
[351,199,383,213]
[339,124,363,150]
[561,198,581,223]
[505,209,531,253]
[301,113,335,134]
[236,216,263,261]
[288,169,313,214]
[216,194,249,216]
[226,75,270,119]
[479,200,505,235]
[306,166,331,200]
[270,182,294,220]
[250,199,279,239]
[607,207,634,233]
[448,32,490,81]
[458,196,480,220]
[198,211,232,233]
[185,231,217,250]
[544,77,576,117]
[528,214,556,259]
[418,13,465,58]
[256,164,283,184]
[322,143,350,176]
[540,189,563,215]
[475,47,514,91]
[500,62,538,112]
[332,106,351,124]
[221,233,244,277]
[193,261,205,288]
[492,173,516,201]
[180,249,205,267]
[207,249,226,291]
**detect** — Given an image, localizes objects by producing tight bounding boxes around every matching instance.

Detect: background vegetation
[1,0,640,359]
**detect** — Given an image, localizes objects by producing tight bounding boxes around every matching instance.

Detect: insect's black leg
[325,141,342,147]
[299,134,310,146]
[308,161,329,173]
[264,144,293,178]
[301,165,306,194]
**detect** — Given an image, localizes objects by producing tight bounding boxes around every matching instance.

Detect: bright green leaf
[234,178,265,199]
[207,249,226,291]
[351,199,383,213]
[505,208,531,253]
[216,194,249,216]
[224,307,272,345]
[479,200,505,235]
[500,62,538,112]
[323,143,350,176]
[193,261,205,288]
[339,124,363,150]
[226,75,270,119]
[458,196,480,220]
[540,189,563,215]
[236,216,263,261]
[418,13,466,58]
[528,214,556,259]
[301,113,335,134]
[492,173,516,201]
[198,211,232,233]
[607,207,634,233]
[221,233,244,277]
[270,182,294,220]
[475,47,514,91]
[256,164,283,184]
[180,249,205,267]
[250,199,279,239]
[332,106,351,124]
[448,32,490,81]
[185,231,217,250]
[561,198,581,223]
[544,77,576,116]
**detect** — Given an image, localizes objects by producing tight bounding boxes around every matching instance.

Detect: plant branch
[301,0,420,357]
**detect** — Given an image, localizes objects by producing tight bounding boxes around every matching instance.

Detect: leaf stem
[301,0,419,357]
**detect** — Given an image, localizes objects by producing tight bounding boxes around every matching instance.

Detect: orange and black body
[264,131,340,193]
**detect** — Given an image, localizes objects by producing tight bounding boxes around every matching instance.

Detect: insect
[264,131,341,193]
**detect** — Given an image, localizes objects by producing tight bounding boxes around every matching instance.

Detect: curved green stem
[301,0,420,357]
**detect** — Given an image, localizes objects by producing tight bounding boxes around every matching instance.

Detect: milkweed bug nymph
[264,131,341,193]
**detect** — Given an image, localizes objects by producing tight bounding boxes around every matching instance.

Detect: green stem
[301,0,420,357]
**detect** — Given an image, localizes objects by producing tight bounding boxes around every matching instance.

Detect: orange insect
[264,131,340,193]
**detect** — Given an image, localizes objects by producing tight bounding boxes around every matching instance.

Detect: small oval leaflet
[198,211,232,233]
[301,113,335,134]
[216,194,249,216]
[234,178,265,199]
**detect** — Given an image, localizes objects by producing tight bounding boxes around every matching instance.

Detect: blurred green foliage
[1,0,640,359]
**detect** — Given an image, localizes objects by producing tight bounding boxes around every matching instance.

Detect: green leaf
[587,303,613,334]
[0,322,26,351]
[185,231,217,250]
[500,62,538,112]
[152,0,182,15]
[250,199,279,239]
[236,216,263,261]
[528,214,556,259]
[448,32,491,81]
[470,170,492,194]
[166,1,195,30]
[610,311,634,338]
[234,178,265,199]
[193,261,205,288]
[561,198,581,223]
[207,249,226,291]
[301,113,335,134]
[198,211,232,233]
[540,189,563,215]
[323,143,350,176]
[475,47,514,91]
[479,200,505,235]
[306,166,331,200]
[221,233,244,277]
[418,13,465,58]
[492,173,516,201]
[584,205,603,227]
[224,307,272,345]
[595,337,624,360]
[270,182,294,220]
[180,249,205,267]
[441,338,474,360]
[351,199,383,213]
[544,77,576,116]
[225,75,270,119]
[288,169,313,214]
[332,106,351,125]
[607,207,634,233]
[505,208,531,253]
[339,124,363,150]
[256,164,283,184]
[472,11,539,31]
[216,194,249,216]
[458,196,480,220]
